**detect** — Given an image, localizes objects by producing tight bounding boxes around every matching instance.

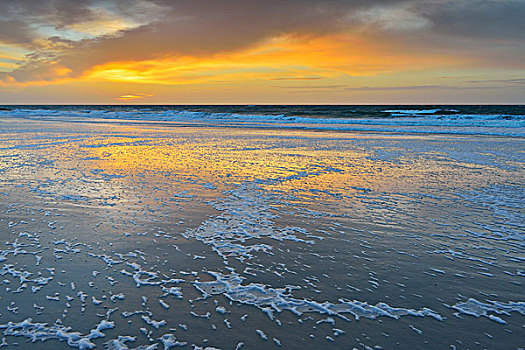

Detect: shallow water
[0,117,523,349]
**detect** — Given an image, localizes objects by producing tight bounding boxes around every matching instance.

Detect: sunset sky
[1,0,524,104]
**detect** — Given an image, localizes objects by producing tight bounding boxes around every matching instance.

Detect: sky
[0,0,524,104]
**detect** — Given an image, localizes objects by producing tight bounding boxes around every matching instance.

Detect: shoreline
[1,115,524,139]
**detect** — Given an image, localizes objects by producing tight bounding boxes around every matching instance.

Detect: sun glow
[84,34,464,86]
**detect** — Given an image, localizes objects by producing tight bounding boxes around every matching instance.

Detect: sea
[1,104,524,136]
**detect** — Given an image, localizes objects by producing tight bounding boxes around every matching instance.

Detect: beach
[0,109,523,349]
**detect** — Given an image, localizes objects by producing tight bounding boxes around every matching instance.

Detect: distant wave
[1,107,524,137]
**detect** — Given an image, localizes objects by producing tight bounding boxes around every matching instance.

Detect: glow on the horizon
[82,34,465,86]
[4,33,466,89]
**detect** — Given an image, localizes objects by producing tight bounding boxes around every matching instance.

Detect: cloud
[269,77,323,81]
[423,0,525,41]
[115,92,154,101]
[345,85,446,91]
[0,0,524,86]
[273,85,349,90]
[273,83,525,93]
[274,84,448,92]
[467,78,525,85]
[77,33,466,88]
[348,4,431,31]
[0,20,39,47]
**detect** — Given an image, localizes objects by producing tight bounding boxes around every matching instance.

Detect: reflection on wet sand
[0,119,523,349]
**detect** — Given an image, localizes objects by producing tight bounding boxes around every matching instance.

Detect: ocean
[0,105,523,349]
[1,104,524,136]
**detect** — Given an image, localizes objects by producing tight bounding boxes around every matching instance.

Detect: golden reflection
[59,125,471,201]
[0,122,510,210]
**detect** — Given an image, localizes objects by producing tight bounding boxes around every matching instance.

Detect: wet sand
[0,117,523,349]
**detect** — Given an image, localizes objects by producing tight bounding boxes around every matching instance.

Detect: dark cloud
[467,78,525,85]
[48,0,97,28]
[0,19,38,47]
[0,1,95,37]
[422,0,525,41]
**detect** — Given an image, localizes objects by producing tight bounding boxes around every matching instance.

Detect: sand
[0,117,523,349]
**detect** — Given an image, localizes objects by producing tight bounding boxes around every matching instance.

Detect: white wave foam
[1,108,523,136]
[448,298,525,324]
[194,270,443,322]
[0,318,114,349]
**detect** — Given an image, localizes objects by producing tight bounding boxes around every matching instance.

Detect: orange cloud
[1,33,468,90]
[115,93,154,101]
[0,62,18,70]
[83,33,466,86]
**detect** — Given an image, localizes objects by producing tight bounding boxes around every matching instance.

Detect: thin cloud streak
[276,84,525,93]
